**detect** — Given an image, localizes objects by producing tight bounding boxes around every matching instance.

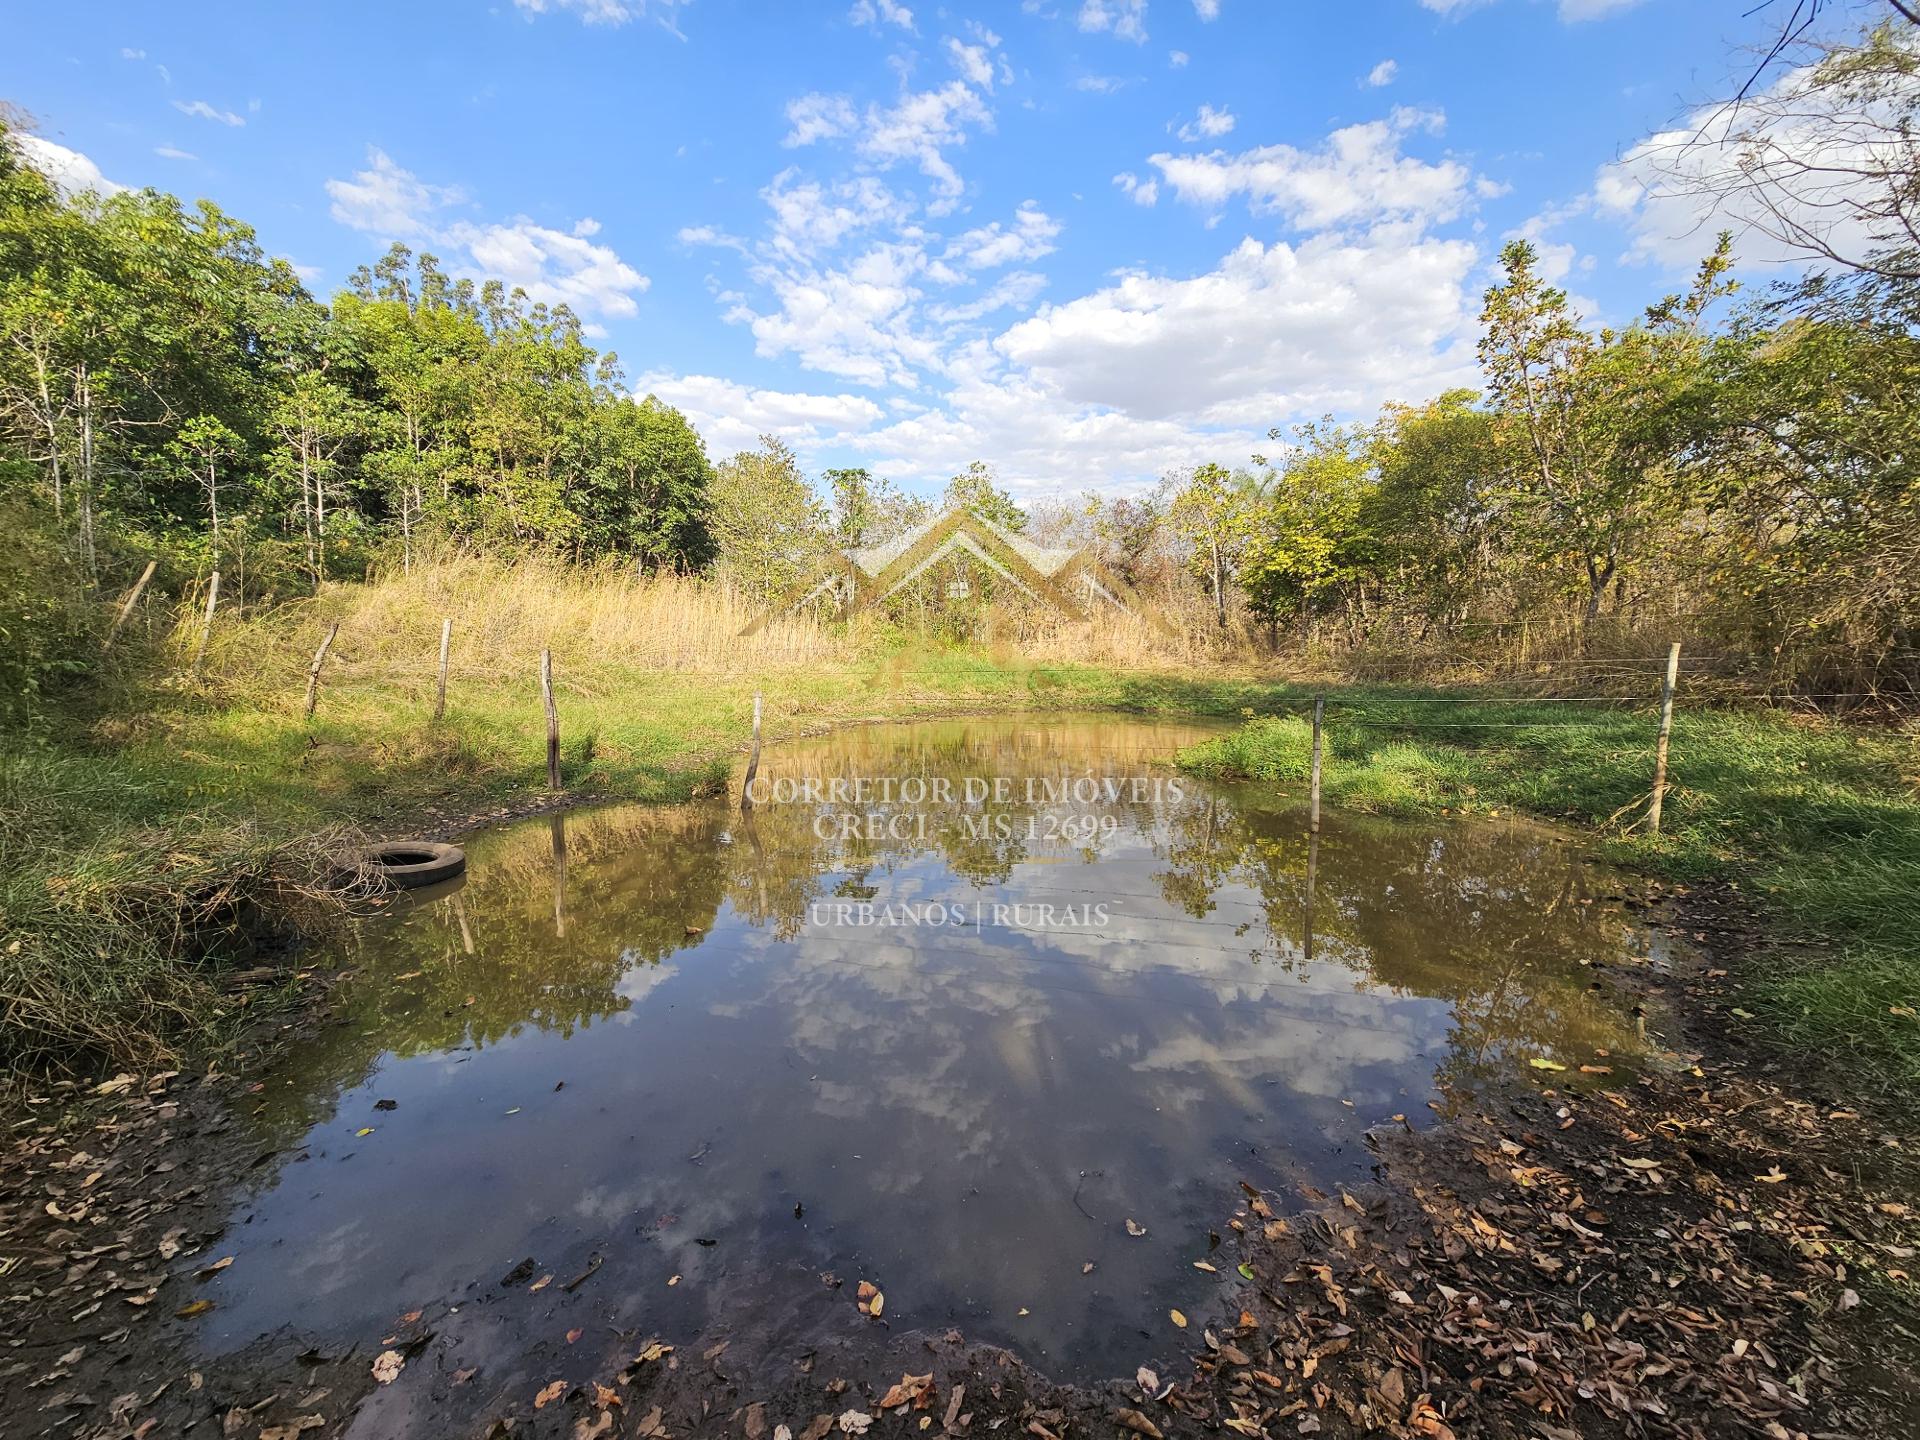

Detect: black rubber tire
[361,840,466,889]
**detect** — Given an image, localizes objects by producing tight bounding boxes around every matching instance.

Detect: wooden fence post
[190,569,221,678]
[1309,694,1326,835]
[541,649,561,790]
[104,559,157,650]
[1648,641,1681,835]
[740,691,763,814]
[303,622,338,722]
[432,617,452,721]
[549,812,568,938]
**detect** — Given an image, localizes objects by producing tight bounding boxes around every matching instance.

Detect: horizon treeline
[2,20,1917,710]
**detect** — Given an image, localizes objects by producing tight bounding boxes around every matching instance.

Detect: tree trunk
[76,363,97,581]
[206,453,220,560]
[33,353,62,520]
[301,442,319,590]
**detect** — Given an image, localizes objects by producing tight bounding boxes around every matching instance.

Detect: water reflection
[209,716,1656,1382]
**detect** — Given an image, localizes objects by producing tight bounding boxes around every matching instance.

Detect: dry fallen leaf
[1126,1218,1147,1237]
[1113,1409,1164,1439]
[371,1350,405,1385]
[1169,1309,1187,1328]
[535,1379,567,1409]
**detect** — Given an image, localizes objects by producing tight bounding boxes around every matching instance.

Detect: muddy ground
[3,802,1918,1440]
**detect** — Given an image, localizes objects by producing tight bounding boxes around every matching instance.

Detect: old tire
[361,840,466,889]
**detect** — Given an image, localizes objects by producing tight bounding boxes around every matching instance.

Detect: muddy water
[206,715,1657,1381]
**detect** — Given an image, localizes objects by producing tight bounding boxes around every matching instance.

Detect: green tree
[1240,422,1378,639]
[827,467,929,548]
[942,460,1026,533]
[271,370,367,588]
[581,394,716,570]
[1478,237,1732,628]
[1365,391,1504,634]
[1168,462,1254,628]
[165,414,243,562]
[709,436,825,604]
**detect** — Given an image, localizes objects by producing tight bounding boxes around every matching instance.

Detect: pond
[204,715,1659,1383]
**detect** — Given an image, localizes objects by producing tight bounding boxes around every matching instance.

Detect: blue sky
[5,0,1820,499]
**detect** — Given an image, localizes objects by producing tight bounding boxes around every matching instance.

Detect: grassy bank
[2,555,1263,1073]
[1176,701,1920,1090]
[6,555,1917,1091]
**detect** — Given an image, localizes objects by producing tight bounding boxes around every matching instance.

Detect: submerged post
[740,691,763,814]
[190,569,221,678]
[303,621,338,721]
[1303,832,1320,962]
[1309,694,1325,835]
[433,616,452,722]
[1648,641,1681,835]
[541,648,561,790]
[104,559,157,650]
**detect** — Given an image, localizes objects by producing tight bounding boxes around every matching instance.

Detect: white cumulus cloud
[1176,104,1236,142]
[1149,107,1477,231]
[325,148,648,320]
[634,372,887,457]
[941,203,1062,270]
[993,229,1480,425]
[783,32,1005,209]
[1594,50,1918,274]
[10,135,126,196]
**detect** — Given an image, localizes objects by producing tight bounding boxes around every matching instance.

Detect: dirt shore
[4,795,1917,1440]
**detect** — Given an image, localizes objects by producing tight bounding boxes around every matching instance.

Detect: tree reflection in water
[220,716,1657,1382]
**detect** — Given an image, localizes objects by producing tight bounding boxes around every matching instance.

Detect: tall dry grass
[196,550,843,693]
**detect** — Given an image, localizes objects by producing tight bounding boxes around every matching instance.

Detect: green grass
[0,644,1276,1074]
[1177,695,1920,1091]
[7,628,1918,1095]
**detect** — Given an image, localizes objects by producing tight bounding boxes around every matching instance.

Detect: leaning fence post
[1309,694,1326,835]
[190,569,221,678]
[541,648,561,790]
[1648,641,1681,835]
[303,621,338,721]
[740,691,763,814]
[432,616,452,721]
[104,559,157,651]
